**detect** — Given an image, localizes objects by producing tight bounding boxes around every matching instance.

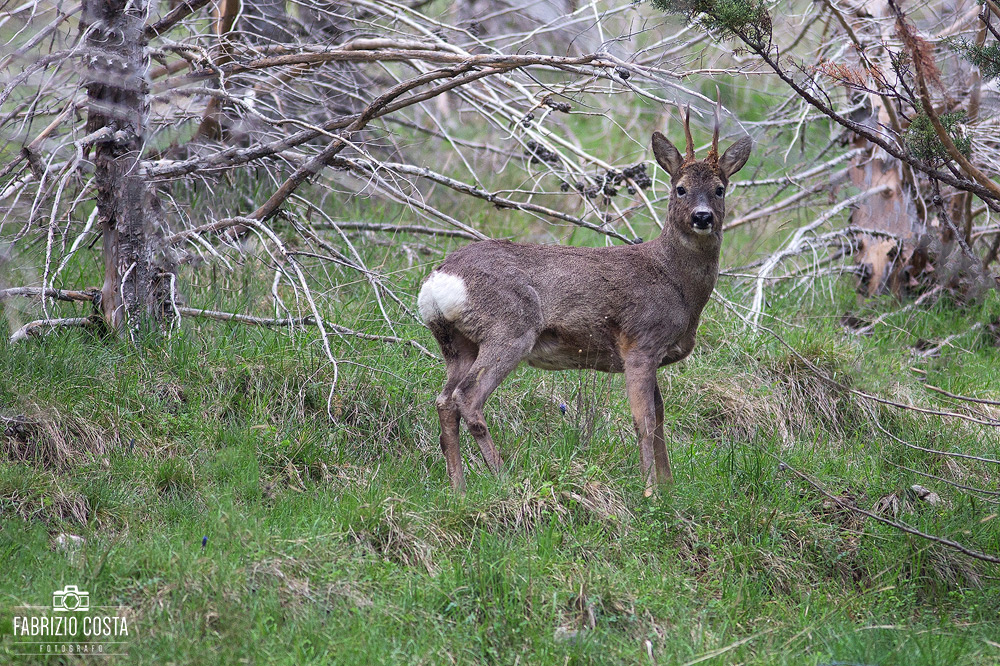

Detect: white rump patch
[418,271,467,323]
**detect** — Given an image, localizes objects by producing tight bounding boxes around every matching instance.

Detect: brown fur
[421,131,752,492]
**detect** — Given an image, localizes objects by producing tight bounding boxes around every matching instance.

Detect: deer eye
[716,186,725,197]
[676,186,686,196]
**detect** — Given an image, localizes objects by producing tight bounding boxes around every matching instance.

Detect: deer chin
[691,223,714,236]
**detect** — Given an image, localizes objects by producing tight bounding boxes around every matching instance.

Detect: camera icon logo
[52,585,90,612]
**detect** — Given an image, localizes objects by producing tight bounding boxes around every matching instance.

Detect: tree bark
[83,0,171,333]
[840,0,926,297]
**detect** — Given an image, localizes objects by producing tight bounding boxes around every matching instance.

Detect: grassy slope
[1,243,999,665]
[2,80,999,663]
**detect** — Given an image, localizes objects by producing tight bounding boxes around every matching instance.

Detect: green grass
[1,251,999,665]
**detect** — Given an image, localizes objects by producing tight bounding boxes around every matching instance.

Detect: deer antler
[680,103,695,164]
[708,87,721,164]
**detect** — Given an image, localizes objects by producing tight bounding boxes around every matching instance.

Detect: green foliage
[904,110,972,161]
[948,37,1000,82]
[649,0,772,47]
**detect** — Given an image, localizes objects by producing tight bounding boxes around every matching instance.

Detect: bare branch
[306,222,478,240]
[10,317,98,344]
[144,0,212,39]
[750,185,893,328]
[924,383,1000,408]
[775,454,1000,564]
[0,287,99,303]
[176,306,436,359]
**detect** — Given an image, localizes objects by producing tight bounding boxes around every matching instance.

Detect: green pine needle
[650,0,772,48]
[904,110,972,161]
[947,38,1000,82]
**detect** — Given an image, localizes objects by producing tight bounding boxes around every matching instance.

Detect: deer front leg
[625,357,673,494]
[652,382,673,484]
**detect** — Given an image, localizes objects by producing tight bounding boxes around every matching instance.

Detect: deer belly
[525,329,623,372]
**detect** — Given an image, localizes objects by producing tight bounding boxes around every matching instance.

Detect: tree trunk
[83,0,171,333]
[841,0,927,297]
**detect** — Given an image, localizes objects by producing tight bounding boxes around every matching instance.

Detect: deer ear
[651,131,684,179]
[719,136,752,179]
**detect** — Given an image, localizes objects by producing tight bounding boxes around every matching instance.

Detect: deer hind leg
[625,357,673,495]
[453,332,536,474]
[433,328,478,491]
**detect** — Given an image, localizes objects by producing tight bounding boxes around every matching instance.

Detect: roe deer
[418,107,751,492]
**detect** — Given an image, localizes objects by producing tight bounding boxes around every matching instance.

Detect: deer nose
[691,210,714,231]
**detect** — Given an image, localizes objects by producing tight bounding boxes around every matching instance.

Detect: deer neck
[647,225,721,305]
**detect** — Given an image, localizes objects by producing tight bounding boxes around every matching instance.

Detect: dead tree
[82,0,173,332]
[3,0,998,347]
[837,0,927,296]
[1,0,703,353]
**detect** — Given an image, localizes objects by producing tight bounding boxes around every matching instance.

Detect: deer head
[651,103,752,242]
